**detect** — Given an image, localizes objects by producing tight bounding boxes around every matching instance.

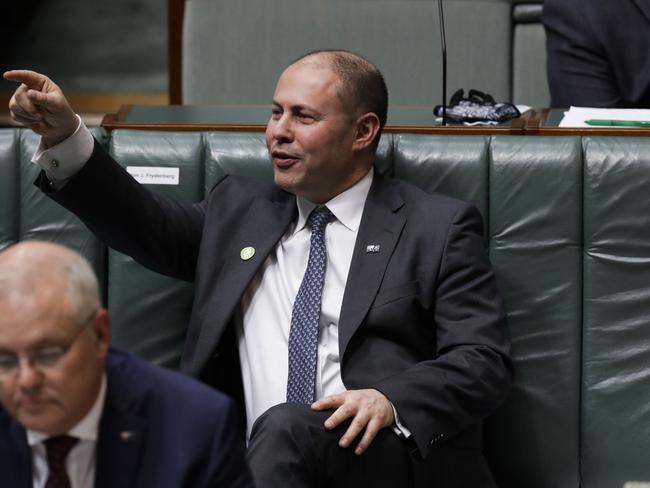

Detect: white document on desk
[559,106,650,127]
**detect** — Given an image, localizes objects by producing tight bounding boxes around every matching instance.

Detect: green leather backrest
[581,137,650,488]
[0,130,18,250]
[2,127,649,487]
[392,134,489,217]
[107,130,204,368]
[0,129,105,292]
[486,136,582,487]
[82,130,582,486]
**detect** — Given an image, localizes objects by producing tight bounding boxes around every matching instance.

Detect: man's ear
[352,113,381,151]
[91,308,111,359]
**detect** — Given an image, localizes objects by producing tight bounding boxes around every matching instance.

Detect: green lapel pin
[240,246,256,260]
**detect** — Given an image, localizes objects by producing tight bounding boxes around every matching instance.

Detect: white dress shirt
[237,168,373,436]
[27,374,107,488]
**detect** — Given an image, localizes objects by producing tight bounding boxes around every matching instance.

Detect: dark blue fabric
[544,0,650,108]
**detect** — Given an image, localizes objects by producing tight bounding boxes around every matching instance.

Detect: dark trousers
[247,403,414,488]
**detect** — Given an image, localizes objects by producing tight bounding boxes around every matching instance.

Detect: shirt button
[50,159,60,168]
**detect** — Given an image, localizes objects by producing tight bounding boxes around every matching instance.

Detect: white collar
[294,166,374,234]
[27,373,107,446]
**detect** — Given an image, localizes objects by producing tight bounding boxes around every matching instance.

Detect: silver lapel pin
[366,244,380,253]
[120,431,135,442]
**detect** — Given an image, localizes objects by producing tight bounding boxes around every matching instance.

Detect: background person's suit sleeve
[543,0,619,107]
[544,0,650,108]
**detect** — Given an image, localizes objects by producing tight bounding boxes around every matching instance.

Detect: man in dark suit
[4,50,512,487]
[0,241,252,488]
[544,0,650,108]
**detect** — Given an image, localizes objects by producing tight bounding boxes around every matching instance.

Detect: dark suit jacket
[0,348,252,488]
[544,0,650,108]
[42,142,512,485]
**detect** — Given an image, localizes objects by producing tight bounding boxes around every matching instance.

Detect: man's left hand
[311,389,395,455]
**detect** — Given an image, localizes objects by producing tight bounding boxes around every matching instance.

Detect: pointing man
[5,50,512,486]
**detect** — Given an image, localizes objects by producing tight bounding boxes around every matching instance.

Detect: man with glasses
[0,240,252,488]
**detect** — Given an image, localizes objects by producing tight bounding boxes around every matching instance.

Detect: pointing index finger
[3,70,48,90]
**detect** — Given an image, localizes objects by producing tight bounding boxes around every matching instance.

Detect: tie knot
[45,435,78,466]
[307,207,333,233]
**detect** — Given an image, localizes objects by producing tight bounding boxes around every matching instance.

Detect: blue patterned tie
[287,207,334,403]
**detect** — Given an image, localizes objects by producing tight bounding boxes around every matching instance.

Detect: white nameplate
[126,166,180,185]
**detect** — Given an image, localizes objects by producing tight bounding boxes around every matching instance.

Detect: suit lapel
[339,176,405,358]
[95,355,147,488]
[4,421,32,488]
[191,190,296,374]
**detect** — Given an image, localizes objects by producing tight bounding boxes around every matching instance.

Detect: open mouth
[272,150,301,167]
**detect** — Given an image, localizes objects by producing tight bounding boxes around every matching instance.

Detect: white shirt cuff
[31,114,94,188]
[390,402,412,438]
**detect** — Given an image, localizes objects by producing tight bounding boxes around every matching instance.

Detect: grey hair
[0,241,100,327]
[57,250,101,325]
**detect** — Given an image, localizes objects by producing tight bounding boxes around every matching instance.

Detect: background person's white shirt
[27,374,106,488]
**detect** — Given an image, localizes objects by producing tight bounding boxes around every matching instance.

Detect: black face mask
[434,89,520,124]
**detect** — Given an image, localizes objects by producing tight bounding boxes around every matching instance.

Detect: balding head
[0,241,109,436]
[267,50,387,203]
[0,241,100,325]
[291,50,388,148]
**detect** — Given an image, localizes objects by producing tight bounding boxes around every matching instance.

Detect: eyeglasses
[0,311,97,377]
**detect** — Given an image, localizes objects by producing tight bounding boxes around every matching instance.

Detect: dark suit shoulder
[106,348,233,413]
[0,407,31,487]
[101,350,251,487]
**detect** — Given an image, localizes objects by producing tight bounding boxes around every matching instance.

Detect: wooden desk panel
[101,104,529,135]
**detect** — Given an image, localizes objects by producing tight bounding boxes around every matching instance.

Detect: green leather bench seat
[107,131,204,366]
[0,130,18,250]
[582,138,650,488]
[0,130,105,288]
[1,128,648,487]
[487,136,583,486]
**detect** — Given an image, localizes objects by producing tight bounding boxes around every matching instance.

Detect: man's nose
[15,358,43,391]
[271,113,293,142]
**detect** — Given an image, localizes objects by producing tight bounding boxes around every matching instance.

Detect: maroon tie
[44,435,78,488]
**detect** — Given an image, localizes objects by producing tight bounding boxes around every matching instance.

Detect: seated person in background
[4,50,512,487]
[0,241,252,488]
[544,0,650,108]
